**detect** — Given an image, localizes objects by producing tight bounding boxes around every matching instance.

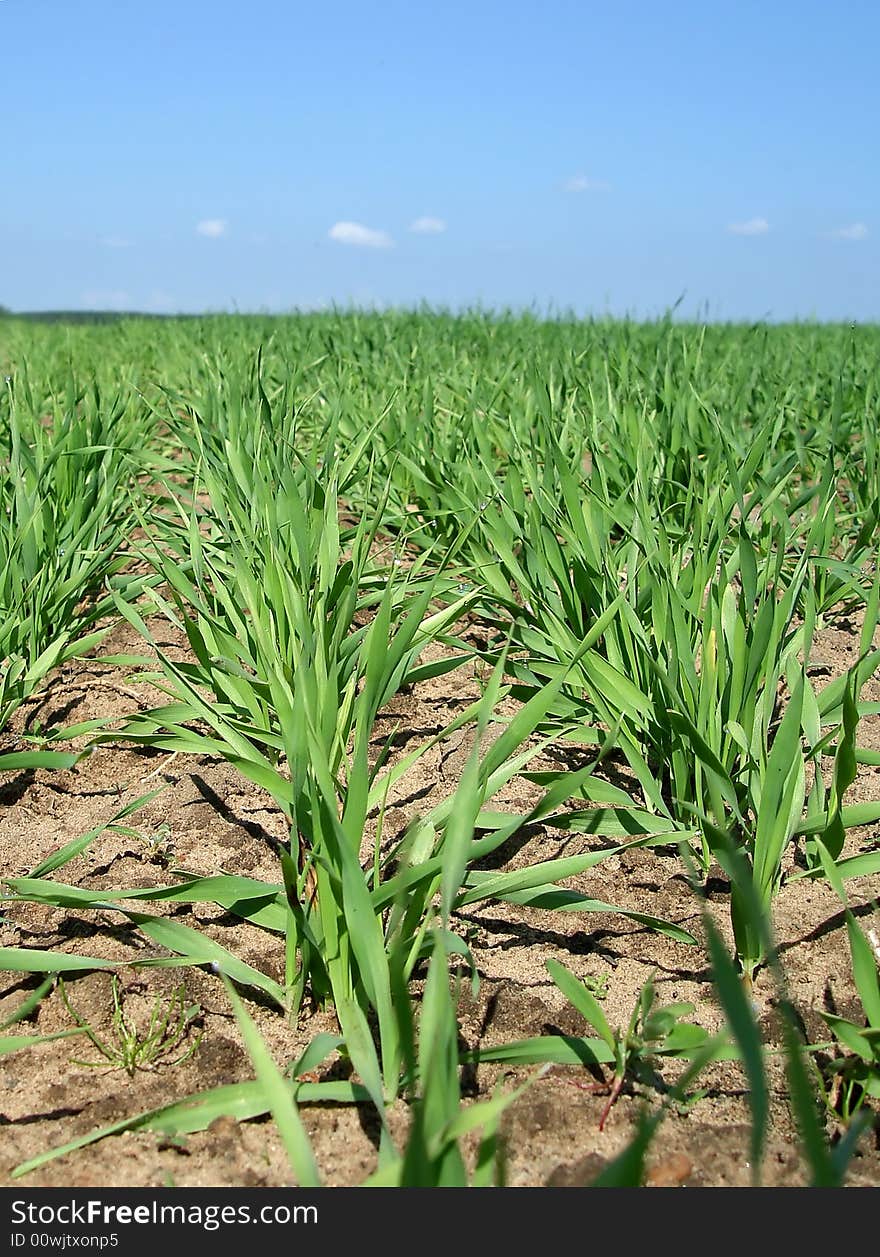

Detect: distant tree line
[0,308,195,324]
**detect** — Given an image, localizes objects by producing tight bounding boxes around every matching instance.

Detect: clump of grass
[59,975,202,1077]
[0,369,150,769]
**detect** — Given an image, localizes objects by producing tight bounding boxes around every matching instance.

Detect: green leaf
[222,975,321,1186]
[465,1035,615,1067]
[846,912,880,1029]
[704,915,767,1182]
[29,789,166,878]
[123,912,286,1007]
[816,673,859,862]
[0,948,120,973]
[0,750,81,772]
[0,1029,85,1058]
[547,958,615,1051]
[0,975,55,1029]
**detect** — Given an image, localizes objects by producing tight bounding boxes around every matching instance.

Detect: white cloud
[728,217,770,236]
[196,219,228,238]
[409,216,446,234]
[830,222,868,241]
[328,221,393,248]
[102,235,132,249]
[564,174,610,192]
[81,289,130,310]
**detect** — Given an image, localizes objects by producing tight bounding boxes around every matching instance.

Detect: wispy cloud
[101,235,132,249]
[196,219,228,238]
[409,216,446,235]
[328,221,393,248]
[81,289,131,310]
[728,217,770,236]
[830,222,868,241]
[564,174,610,192]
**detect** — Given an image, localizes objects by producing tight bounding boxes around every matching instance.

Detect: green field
[1,311,879,1186]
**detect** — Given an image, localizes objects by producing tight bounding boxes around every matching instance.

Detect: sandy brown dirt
[2,612,880,1189]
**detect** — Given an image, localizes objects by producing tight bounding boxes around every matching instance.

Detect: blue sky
[2,0,877,319]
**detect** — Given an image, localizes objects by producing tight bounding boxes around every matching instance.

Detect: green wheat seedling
[803,847,880,1126]
[91,393,484,1129]
[818,912,880,1124]
[0,370,150,769]
[362,931,526,1187]
[545,959,707,1131]
[699,843,871,1186]
[478,432,880,979]
[59,975,202,1076]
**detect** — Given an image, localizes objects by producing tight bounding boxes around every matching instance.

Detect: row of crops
[1,311,879,1185]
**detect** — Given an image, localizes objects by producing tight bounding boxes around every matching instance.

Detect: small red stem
[597,1073,625,1132]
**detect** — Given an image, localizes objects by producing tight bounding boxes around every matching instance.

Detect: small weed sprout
[60,976,202,1076]
[583,972,610,1001]
[143,823,175,868]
